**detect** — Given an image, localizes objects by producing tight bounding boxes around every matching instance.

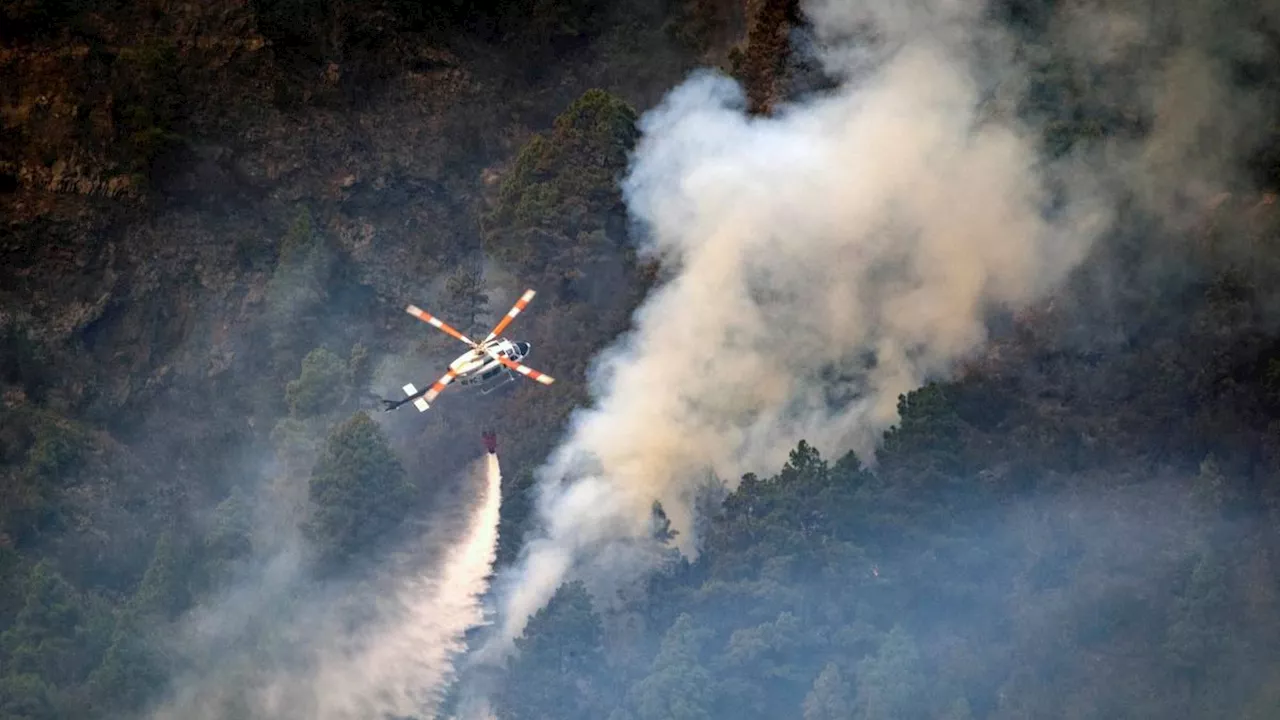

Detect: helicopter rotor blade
[483,289,536,344]
[405,305,480,348]
[421,367,461,405]
[390,366,462,412]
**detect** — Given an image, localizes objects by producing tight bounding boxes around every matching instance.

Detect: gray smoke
[476,0,1272,668]
[296,453,503,719]
[145,454,502,720]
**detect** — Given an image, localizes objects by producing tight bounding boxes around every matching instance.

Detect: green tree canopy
[484,89,639,275]
[286,347,350,418]
[628,613,715,720]
[305,412,413,563]
[803,662,853,720]
[0,561,107,691]
[854,626,927,720]
[129,531,191,622]
[264,207,337,367]
[201,488,254,590]
[495,580,612,720]
[0,673,56,720]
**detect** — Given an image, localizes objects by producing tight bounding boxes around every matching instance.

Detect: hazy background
[3,0,1280,718]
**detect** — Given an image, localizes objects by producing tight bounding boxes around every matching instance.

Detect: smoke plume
[301,453,503,719]
[147,453,502,720]
[477,0,1273,665]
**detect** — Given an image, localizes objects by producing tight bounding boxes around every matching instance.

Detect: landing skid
[479,371,517,395]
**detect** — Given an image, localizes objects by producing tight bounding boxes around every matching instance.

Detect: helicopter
[382,288,555,413]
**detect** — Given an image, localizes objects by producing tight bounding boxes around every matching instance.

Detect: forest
[3,0,1280,718]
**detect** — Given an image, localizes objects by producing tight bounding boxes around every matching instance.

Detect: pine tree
[627,613,715,720]
[483,89,639,276]
[803,662,852,720]
[495,581,612,720]
[306,412,413,563]
[1,562,95,688]
[854,626,927,720]
[201,488,254,590]
[130,531,190,621]
[0,673,56,720]
[286,347,350,418]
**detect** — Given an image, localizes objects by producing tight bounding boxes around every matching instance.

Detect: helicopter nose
[518,341,531,356]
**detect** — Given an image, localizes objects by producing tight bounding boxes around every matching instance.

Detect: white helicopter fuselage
[450,338,531,388]
[387,290,553,414]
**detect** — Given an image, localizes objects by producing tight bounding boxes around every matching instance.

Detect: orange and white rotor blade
[406,305,479,347]
[483,289,536,344]
[483,349,555,386]
[403,367,462,412]
[422,368,461,404]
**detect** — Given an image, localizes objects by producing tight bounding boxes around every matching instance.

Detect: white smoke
[298,453,504,719]
[147,454,503,720]
[477,1,1115,663]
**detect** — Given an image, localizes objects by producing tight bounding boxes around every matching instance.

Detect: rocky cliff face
[0,0,807,444]
[0,0,812,570]
[0,0,801,575]
[0,4,837,716]
[2,4,475,424]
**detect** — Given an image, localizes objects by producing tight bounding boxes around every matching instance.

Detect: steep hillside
[0,0,805,716]
[458,1,1280,719]
[7,0,1280,719]
[481,200,1280,717]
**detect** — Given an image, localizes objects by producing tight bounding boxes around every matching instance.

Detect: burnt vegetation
[2,0,1280,719]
